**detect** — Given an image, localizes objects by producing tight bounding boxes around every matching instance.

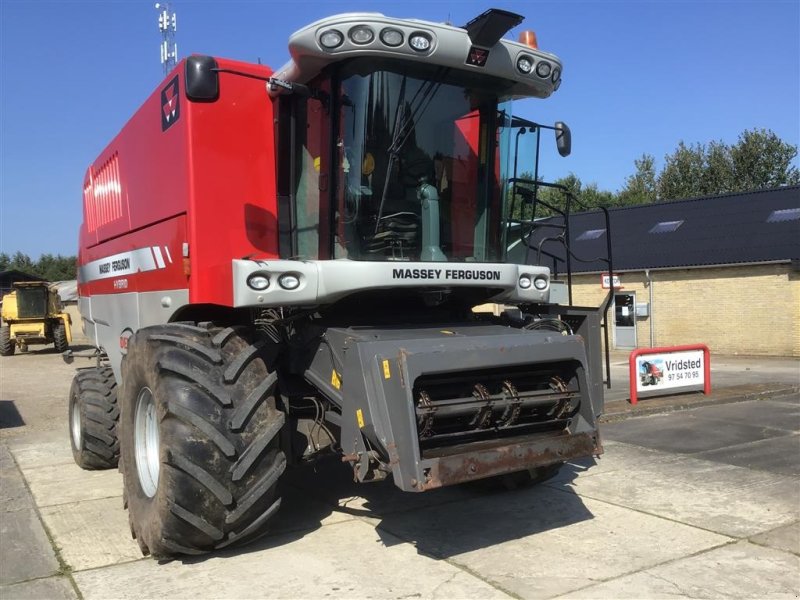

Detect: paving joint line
[367,518,520,599]
[596,437,800,478]
[684,431,800,455]
[8,447,84,600]
[66,519,372,574]
[32,494,125,511]
[66,555,151,576]
[680,414,799,436]
[746,519,800,558]
[543,480,794,542]
[552,538,742,599]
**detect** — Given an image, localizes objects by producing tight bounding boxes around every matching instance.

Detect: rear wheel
[54,321,69,352]
[69,366,120,469]
[0,325,14,356]
[119,323,286,558]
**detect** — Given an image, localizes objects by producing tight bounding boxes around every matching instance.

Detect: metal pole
[532,127,541,216]
[646,269,654,347]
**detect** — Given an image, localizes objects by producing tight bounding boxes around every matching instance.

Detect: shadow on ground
[2,343,96,357]
[178,456,596,565]
[0,401,25,429]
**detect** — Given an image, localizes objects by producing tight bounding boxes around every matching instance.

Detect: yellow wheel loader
[0,282,71,356]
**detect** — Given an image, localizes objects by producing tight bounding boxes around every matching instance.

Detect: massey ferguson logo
[161,75,180,131]
[466,46,489,67]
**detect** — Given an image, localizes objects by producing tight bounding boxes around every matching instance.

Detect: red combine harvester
[68,9,613,558]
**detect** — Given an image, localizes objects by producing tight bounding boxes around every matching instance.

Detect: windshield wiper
[374,68,449,232]
[374,75,407,232]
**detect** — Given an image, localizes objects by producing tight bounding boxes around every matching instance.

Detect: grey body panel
[272,12,562,101]
[232,259,551,307]
[78,296,96,346]
[79,289,189,380]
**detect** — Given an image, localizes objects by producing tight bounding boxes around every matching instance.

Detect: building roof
[528,185,800,273]
[0,270,45,283]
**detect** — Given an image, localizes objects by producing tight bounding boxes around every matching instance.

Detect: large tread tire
[0,325,14,356]
[69,366,120,469]
[119,323,286,559]
[53,321,69,353]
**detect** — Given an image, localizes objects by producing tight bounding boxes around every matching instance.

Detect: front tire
[54,321,69,353]
[69,366,120,469]
[119,323,286,558]
[0,325,14,356]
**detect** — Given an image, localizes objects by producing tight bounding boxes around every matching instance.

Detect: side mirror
[185,55,219,102]
[555,121,571,157]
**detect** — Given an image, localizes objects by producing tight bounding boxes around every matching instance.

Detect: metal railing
[507,177,616,389]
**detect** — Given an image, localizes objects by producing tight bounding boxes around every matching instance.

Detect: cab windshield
[332,59,515,263]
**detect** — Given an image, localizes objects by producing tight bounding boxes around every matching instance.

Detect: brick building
[532,186,800,357]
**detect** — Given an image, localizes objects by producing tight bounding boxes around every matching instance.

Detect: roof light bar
[349,25,374,45]
[409,31,432,52]
[535,61,552,78]
[516,55,533,74]
[380,27,404,47]
[319,29,344,49]
[275,12,564,101]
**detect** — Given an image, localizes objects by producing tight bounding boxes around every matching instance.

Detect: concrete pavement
[1,346,798,598]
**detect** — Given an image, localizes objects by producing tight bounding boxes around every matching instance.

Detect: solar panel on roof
[649,220,684,234]
[767,208,800,223]
[576,228,606,241]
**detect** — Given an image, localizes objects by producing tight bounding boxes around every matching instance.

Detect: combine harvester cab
[69,8,614,558]
[1,282,71,355]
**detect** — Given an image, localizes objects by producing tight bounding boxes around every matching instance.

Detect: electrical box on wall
[635,302,649,317]
[550,281,569,305]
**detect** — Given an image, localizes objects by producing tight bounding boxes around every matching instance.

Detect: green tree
[51,255,77,281]
[9,252,35,274]
[618,154,657,205]
[702,140,735,194]
[0,252,76,280]
[657,141,707,201]
[730,128,800,191]
[523,173,583,217]
[578,182,618,209]
[512,173,620,217]
[656,129,798,201]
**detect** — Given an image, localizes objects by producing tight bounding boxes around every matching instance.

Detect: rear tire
[0,325,14,356]
[119,323,286,559]
[69,366,120,469]
[54,321,69,353]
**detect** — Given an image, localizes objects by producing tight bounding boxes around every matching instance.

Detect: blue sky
[1,0,798,258]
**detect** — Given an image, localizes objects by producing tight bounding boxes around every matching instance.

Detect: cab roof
[271,11,563,101]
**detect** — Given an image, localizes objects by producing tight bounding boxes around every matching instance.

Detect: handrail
[508,176,616,388]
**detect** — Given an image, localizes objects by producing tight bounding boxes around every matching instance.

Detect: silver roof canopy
[271,12,562,100]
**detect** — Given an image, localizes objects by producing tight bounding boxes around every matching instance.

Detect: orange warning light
[519,30,538,50]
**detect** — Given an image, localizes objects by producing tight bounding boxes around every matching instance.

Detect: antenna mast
[155,3,177,75]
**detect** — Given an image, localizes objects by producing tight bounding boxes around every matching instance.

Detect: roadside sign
[635,350,703,392]
[629,344,711,404]
[601,273,621,289]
